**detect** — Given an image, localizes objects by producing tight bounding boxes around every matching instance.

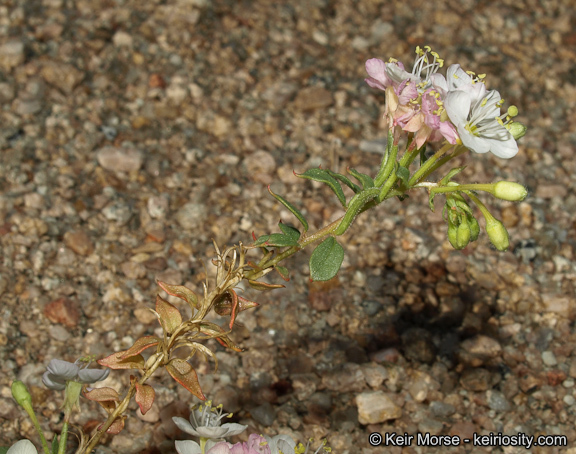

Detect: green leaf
[247,280,286,291]
[268,186,308,233]
[326,170,361,194]
[296,168,347,207]
[347,168,374,189]
[52,436,59,454]
[395,165,410,187]
[278,222,300,241]
[309,237,345,282]
[254,233,298,247]
[274,265,290,281]
[334,188,379,236]
[440,166,467,185]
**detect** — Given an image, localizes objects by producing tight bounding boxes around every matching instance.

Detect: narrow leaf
[166,359,206,400]
[254,233,299,247]
[296,168,347,207]
[156,295,183,334]
[309,237,345,282]
[247,280,285,291]
[268,186,308,233]
[347,168,374,189]
[326,170,361,193]
[440,166,467,185]
[135,381,155,415]
[395,165,410,187]
[52,437,59,454]
[157,281,200,310]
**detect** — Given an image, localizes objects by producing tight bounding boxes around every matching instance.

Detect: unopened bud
[508,121,527,140]
[494,181,528,201]
[11,381,32,409]
[486,218,509,251]
[456,219,471,249]
[468,215,480,242]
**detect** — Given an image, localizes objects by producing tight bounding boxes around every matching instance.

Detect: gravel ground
[1,0,576,453]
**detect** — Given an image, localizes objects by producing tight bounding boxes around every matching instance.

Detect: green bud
[447,222,460,249]
[508,121,527,140]
[456,219,471,248]
[486,218,509,251]
[11,381,32,409]
[467,215,480,242]
[494,181,528,201]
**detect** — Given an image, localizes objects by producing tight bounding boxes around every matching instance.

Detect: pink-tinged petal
[207,442,234,454]
[365,58,391,88]
[403,112,425,133]
[438,121,459,144]
[246,434,271,454]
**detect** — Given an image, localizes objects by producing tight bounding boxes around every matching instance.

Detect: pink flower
[230,434,271,454]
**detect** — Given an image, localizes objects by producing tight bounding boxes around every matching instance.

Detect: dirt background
[1,0,576,453]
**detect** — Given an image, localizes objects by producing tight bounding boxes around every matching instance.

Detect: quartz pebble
[355,391,402,424]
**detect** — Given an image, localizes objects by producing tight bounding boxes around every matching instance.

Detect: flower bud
[508,121,527,140]
[447,222,460,249]
[457,219,471,248]
[494,181,527,201]
[486,218,509,251]
[11,381,32,409]
[467,215,480,242]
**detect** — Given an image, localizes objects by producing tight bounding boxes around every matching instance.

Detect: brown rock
[458,335,502,366]
[121,261,147,279]
[44,297,80,327]
[293,86,333,111]
[40,60,84,94]
[63,230,94,256]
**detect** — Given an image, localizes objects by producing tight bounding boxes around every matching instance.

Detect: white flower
[264,434,297,454]
[431,63,481,95]
[7,440,38,454]
[42,358,110,391]
[444,84,519,158]
[175,439,226,454]
[172,401,247,439]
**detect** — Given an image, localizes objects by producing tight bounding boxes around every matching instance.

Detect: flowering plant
[7,46,527,453]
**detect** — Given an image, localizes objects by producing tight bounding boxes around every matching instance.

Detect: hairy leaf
[309,237,345,282]
[278,222,300,241]
[347,168,374,189]
[326,170,361,193]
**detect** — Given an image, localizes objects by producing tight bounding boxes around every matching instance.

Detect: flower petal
[175,440,202,454]
[46,359,79,380]
[77,367,110,384]
[7,440,38,454]
[42,372,67,390]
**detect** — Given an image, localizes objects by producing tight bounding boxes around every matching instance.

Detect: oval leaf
[84,387,120,402]
[98,352,145,370]
[157,281,200,310]
[278,222,300,241]
[135,382,155,415]
[118,336,160,359]
[166,359,205,400]
[309,237,344,282]
[156,295,182,334]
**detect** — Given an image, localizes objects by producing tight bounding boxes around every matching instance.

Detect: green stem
[79,355,165,454]
[410,144,467,185]
[408,142,455,186]
[57,421,68,454]
[22,404,51,454]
